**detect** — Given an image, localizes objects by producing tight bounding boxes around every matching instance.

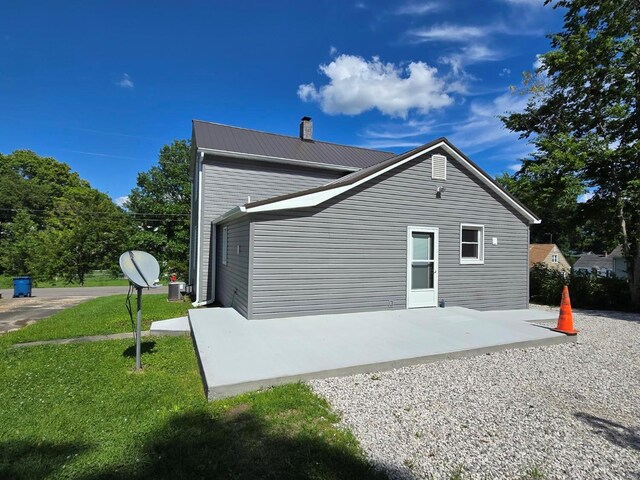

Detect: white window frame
[551,254,558,263]
[221,225,228,266]
[460,224,484,265]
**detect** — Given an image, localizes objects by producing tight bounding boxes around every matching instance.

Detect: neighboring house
[573,246,628,278]
[528,244,571,273]
[189,117,541,319]
[609,245,629,279]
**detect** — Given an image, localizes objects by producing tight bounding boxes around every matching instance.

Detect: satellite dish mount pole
[135,285,143,370]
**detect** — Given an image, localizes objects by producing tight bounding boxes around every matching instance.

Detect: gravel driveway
[310,307,640,479]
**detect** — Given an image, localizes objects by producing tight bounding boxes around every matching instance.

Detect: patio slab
[150,316,190,335]
[188,306,575,400]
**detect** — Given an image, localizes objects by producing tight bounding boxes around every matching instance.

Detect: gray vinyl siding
[250,147,530,319]
[198,155,344,301]
[216,217,250,317]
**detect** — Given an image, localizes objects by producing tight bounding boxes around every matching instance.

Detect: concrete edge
[188,313,211,399]
[206,334,577,400]
[149,329,190,337]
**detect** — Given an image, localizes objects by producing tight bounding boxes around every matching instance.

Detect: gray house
[189,117,540,319]
[573,246,629,278]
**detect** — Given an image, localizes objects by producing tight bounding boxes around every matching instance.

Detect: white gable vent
[431,154,447,180]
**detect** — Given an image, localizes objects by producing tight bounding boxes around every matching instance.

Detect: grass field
[0,294,192,346]
[0,296,384,480]
[0,274,130,289]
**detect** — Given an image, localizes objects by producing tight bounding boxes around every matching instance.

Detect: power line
[0,207,190,217]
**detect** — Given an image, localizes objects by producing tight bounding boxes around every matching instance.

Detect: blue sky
[0,0,563,205]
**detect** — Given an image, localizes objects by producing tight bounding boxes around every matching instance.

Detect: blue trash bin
[13,276,32,298]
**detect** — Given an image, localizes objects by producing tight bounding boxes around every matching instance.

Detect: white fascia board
[213,205,247,224]
[197,147,359,172]
[437,143,541,224]
[246,186,352,213]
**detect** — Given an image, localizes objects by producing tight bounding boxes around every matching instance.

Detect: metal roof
[193,119,395,170]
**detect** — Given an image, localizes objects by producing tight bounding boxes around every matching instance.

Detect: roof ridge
[192,119,395,156]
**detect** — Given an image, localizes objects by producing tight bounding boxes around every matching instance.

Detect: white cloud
[298,54,453,118]
[362,119,437,139]
[448,91,530,152]
[394,1,440,15]
[440,44,502,75]
[329,45,338,56]
[507,162,521,172]
[533,54,544,70]
[115,73,134,89]
[409,24,487,43]
[114,195,129,207]
[501,0,544,6]
[499,67,511,77]
[408,22,540,44]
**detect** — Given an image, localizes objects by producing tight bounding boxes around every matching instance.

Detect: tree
[0,150,134,283]
[501,0,640,308]
[41,187,134,285]
[0,209,39,276]
[127,140,191,279]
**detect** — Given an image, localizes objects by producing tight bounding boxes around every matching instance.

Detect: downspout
[192,152,205,307]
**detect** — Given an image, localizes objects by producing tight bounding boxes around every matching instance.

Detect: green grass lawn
[1,294,192,346]
[0,297,385,480]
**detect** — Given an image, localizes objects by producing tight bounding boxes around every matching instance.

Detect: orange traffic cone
[553,285,578,335]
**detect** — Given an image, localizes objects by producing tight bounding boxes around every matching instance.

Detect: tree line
[497,0,639,309]
[0,140,190,285]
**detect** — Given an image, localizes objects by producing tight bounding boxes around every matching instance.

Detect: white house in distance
[188,117,541,319]
[573,246,629,278]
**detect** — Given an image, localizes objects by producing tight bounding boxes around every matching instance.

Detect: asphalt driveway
[0,285,169,334]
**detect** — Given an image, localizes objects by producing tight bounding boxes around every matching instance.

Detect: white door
[407,227,438,308]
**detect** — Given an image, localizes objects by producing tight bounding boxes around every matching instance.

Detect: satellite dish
[119,250,159,288]
[119,250,160,371]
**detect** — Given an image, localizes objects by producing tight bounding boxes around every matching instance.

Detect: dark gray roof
[193,119,395,170]
[573,253,614,270]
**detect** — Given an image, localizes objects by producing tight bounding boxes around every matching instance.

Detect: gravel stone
[310,307,640,479]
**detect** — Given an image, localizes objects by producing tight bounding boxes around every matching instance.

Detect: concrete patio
[188,306,575,400]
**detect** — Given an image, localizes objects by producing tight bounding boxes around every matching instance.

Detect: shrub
[529,263,632,311]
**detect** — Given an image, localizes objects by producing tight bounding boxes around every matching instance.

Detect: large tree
[0,150,133,283]
[127,140,191,279]
[41,187,133,285]
[502,0,640,308]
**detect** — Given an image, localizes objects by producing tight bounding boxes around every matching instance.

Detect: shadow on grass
[122,341,156,358]
[85,409,393,480]
[0,439,90,480]
[575,412,640,451]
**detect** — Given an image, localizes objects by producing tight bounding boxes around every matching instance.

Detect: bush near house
[530,263,632,311]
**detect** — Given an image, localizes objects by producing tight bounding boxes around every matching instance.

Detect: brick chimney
[299,116,313,141]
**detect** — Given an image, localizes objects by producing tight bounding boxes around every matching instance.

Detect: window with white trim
[460,224,484,264]
[551,254,558,263]
[222,226,228,265]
